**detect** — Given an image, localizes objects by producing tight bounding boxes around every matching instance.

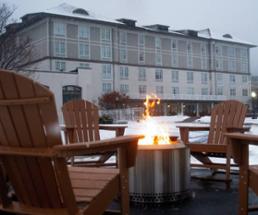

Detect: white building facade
[9,3,256,117]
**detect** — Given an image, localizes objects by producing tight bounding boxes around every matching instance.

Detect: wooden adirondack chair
[0,69,141,215]
[226,133,258,215]
[178,100,248,188]
[62,99,127,166]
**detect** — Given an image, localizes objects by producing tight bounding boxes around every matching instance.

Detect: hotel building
[7,3,256,117]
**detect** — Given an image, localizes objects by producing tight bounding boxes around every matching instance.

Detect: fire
[138,94,175,145]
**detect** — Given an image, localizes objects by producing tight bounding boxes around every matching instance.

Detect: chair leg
[191,152,213,165]
[225,156,231,190]
[120,173,129,215]
[238,145,249,215]
[118,148,129,215]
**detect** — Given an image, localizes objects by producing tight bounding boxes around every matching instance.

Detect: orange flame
[138,94,174,145]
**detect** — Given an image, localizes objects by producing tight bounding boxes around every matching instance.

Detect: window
[155,38,161,49]
[172,70,179,83]
[120,48,127,62]
[54,23,65,36]
[156,86,163,94]
[230,88,236,96]
[120,84,129,94]
[101,45,111,59]
[229,74,236,83]
[101,28,112,60]
[79,43,89,58]
[241,48,248,58]
[241,62,248,73]
[120,31,127,45]
[216,86,223,95]
[242,89,248,96]
[155,69,163,81]
[228,47,235,57]
[55,40,65,57]
[222,46,228,57]
[79,63,90,69]
[171,39,178,67]
[102,83,112,93]
[55,61,66,72]
[138,67,146,81]
[119,31,127,62]
[120,66,129,80]
[172,87,179,95]
[229,61,236,72]
[172,40,177,49]
[155,38,162,65]
[139,52,145,63]
[187,71,193,83]
[187,87,194,95]
[242,75,248,83]
[139,34,145,46]
[79,26,90,39]
[187,42,192,68]
[201,73,208,84]
[62,85,81,104]
[138,34,145,63]
[139,85,146,94]
[215,60,222,70]
[155,51,162,65]
[102,64,112,80]
[201,44,207,69]
[201,88,208,95]
[216,73,223,85]
[215,46,221,56]
[101,28,111,41]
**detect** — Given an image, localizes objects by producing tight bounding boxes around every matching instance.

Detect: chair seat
[249,165,258,195]
[68,166,119,203]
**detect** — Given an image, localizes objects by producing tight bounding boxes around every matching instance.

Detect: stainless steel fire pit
[129,142,190,203]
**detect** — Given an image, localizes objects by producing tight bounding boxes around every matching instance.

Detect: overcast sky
[5,0,258,74]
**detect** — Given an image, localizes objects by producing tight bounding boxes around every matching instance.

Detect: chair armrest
[225,133,258,145]
[0,146,56,157]
[226,127,250,133]
[99,124,128,136]
[177,124,210,144]
[225,132,258,164]
[55,135,143,167]
[176,123,210,131]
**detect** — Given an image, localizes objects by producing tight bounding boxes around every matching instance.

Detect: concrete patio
[108,168,258,215]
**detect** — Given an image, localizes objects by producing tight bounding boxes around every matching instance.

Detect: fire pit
[129,94,190,203]
[129,140,190,204]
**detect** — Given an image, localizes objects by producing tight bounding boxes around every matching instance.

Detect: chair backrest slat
[0,71,42,205]
[62,100,100,143]
[0,70,77,211]
[208,100,247,145]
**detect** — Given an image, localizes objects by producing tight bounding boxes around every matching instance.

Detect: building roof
[18,3,256,47]
[23,3,122,24]
[198,28,256,47]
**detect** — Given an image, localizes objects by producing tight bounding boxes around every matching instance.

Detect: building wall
[19,13,253,116]
[19,19,49,61]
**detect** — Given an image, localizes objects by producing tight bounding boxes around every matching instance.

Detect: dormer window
[72,8,89,16]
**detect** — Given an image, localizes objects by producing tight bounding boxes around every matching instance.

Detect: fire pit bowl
[129,140,190,204]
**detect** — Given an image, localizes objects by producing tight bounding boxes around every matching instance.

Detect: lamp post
[251,91,257,119]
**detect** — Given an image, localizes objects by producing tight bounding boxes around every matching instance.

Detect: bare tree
[0,3,32,70]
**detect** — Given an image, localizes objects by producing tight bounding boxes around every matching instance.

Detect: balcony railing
[132,93,228,101]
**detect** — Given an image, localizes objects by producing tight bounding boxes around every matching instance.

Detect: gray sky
[5,0,258,74]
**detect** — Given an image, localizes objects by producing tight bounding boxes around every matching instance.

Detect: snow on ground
[99,115,258,165]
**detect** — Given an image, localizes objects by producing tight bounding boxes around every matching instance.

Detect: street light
[251,91,257,119]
